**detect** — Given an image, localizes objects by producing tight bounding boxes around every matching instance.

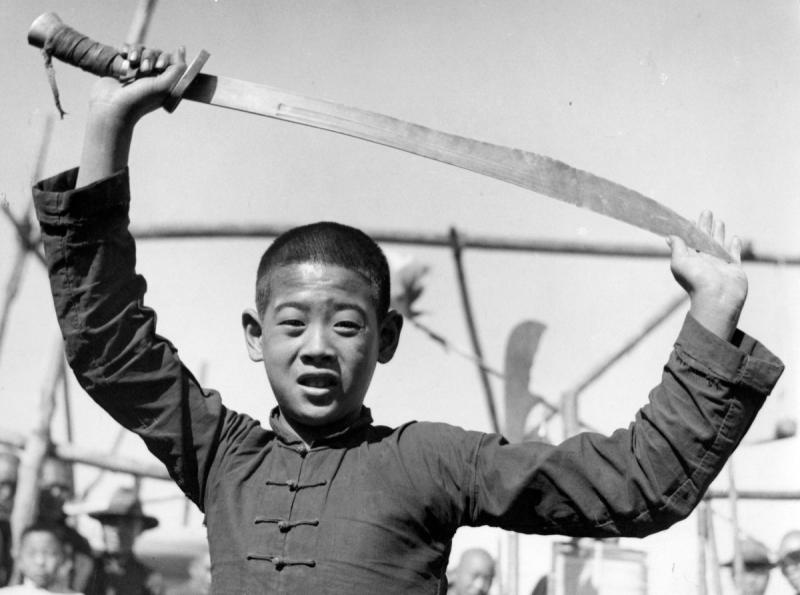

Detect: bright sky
[2,1,800,593]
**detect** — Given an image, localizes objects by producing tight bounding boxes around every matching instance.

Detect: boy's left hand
[668,210,748,341]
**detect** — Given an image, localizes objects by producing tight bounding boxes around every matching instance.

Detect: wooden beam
[128,223,800,265]
[10,349,60,551]
[0,428,169,481]
[125,0,158,46]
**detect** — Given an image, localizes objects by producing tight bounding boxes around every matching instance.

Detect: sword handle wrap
[28,13,127,79]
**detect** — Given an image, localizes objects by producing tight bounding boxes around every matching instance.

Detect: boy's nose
[299,326,335,362]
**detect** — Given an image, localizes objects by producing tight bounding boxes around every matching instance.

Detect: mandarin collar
[268,406,373,446]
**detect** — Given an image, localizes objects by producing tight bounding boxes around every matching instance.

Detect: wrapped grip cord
[39,23,122,118]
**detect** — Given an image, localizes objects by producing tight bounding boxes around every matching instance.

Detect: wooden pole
[0,244,29,364]
[60,355,73,443]
[10,347,61,552]
[697,504,708,595]
[78,428,129,501]
[410,318,505,379]
[0,115,52,364]
[705,489,800,500]
[449,228,499,434]
[125,0,158,46]
[705,501,723,595]
[128,222,800,265]
[0,203,45,267]
[0,428,169,481]
[727,461,743,595]
[567,292,688,397]
[560,293,688,437]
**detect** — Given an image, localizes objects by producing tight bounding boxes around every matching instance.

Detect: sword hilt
[27,12,207,112]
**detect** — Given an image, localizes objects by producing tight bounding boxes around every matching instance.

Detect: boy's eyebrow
[273,301,368,318]
[332,303,368,319]
[274,302,310,313]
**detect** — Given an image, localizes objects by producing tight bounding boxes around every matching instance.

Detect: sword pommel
[27,12,63,48]
[28,12,127,79]
[28,12,209,114]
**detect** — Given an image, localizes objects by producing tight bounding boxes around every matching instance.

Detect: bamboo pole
[10,347,61,552]
[9,216,800,280]
[129,223,800,265]
[560,293,688,437]
[449,228,499,434]
[0,204,45,267]
[125,0,158,46]
[705,501,723,595]
[727,461,743,595]
[0,243,29,364]
[78,428,130,501]
[569,293,688,396]
[705,489,800,500]
[0,428,169,481]
[0,115,52,364]
[60,355,73,444]
[697,503,708,595]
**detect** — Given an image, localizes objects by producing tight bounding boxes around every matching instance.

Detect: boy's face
[18,531,64,589]
[244,262,401,428]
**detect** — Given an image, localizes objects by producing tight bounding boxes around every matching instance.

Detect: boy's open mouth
[298,372,338,389]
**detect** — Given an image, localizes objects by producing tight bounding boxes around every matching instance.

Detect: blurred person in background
[448,548,495,595]
[777,530,800,594]
[89,487,162,595]
[15,458,102,595]
[722,537,774,595]
[0,451,19,586]
[0,521,83,594]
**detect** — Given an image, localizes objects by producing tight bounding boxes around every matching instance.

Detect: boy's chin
[286,404,360,429]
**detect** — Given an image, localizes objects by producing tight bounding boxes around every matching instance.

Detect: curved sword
[28,12,729,260]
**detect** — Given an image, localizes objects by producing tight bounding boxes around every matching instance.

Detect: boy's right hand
[77,46,187,187]
[667,210,748,342]
[87,45,187,128]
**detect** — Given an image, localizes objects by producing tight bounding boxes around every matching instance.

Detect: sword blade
[183,73,729,260]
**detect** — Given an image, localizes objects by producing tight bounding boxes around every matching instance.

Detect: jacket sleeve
[466,314,784,537]
[33,167,225,511]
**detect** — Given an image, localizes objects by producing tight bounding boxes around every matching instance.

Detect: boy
[33,48,783,593]
[1,523,82,594]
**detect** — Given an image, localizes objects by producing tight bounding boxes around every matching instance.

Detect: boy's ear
[241,308,264,362]
[377,310,403,364]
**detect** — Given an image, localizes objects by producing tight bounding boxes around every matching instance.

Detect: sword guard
[164,50,210,113]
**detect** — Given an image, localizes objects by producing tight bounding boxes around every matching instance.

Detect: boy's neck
[274,408,366,447]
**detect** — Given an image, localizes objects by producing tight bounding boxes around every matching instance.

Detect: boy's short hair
[256,221,391,320]
[20,520,66,547]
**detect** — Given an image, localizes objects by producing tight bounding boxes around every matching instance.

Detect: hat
[721,538,774,570]
[89,487,159,530]
[778,530,800,565]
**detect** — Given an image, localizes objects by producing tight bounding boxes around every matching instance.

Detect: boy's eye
[334,320,362,334]
[279,319,305,328]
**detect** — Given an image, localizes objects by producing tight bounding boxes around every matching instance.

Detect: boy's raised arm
[76,46,186,187]
[32,46,229,510]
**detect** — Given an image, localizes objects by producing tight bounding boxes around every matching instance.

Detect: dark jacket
[34,168,784,594]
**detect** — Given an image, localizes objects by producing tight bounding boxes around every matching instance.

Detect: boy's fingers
[697,210,713,236]
[139,48,161,74]
[728,236,743,264]
[123,44,144,67]
[712,216,725,247]
[666,235,687,258]
[155,52,169,70]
